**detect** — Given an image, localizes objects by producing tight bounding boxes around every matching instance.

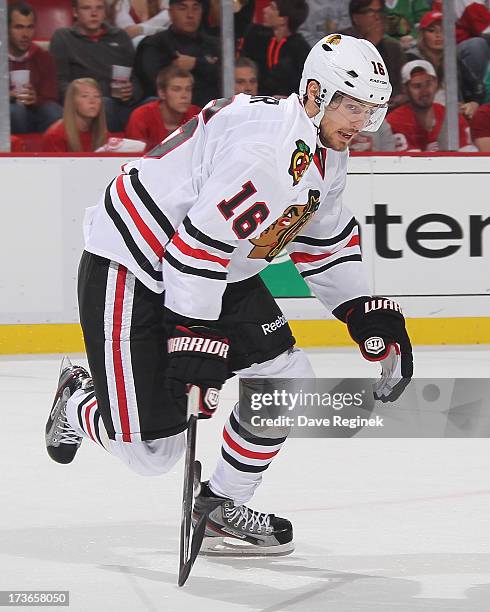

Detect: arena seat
[28,0,73,42]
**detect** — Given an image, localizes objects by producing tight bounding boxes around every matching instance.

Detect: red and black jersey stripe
[163,216,235,280]
[183,216,236,254]
[291,216,362,278]
[171,232,231,267]
[104,181,163,282]
[293,217,358,247]
[128,169,175,243]
[163,251,228,280]
[290,233,360,264]
[301,254,362,278]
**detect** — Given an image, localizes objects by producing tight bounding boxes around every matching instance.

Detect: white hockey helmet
[299,34,392,132]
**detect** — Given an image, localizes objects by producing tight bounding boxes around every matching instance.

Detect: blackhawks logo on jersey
[248,189,320,261]
[288,140,313,186]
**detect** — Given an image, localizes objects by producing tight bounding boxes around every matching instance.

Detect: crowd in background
[6,0,490,153]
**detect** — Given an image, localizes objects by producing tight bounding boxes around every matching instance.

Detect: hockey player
[46,34,412,555]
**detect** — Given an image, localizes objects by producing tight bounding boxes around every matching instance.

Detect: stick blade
[178,560,192,587]
[178,513,207,587]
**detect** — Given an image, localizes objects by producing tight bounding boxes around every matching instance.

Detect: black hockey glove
[334,296,413,402]
[166,324,230,419]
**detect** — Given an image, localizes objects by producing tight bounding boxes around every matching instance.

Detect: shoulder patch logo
[288,140,313,186]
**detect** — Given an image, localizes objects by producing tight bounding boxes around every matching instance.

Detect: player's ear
[304,80,321,116]
[306,80,320,104]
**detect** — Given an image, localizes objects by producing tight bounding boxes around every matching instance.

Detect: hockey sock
[66,389,110,451]
[209,404,287,505]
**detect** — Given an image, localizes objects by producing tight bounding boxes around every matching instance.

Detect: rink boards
[0,153,488,353]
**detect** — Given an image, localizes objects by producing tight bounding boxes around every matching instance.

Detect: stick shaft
[178,386,200,586]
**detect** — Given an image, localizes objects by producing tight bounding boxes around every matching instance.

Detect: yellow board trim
[0,324,85,355]
[290,318,490,347]
[0,318,489,354]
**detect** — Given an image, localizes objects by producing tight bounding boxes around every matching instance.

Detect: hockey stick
[178,386,207,587]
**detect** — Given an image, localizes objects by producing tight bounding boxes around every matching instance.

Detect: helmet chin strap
[316,129,326,149]
[311,95,326,148]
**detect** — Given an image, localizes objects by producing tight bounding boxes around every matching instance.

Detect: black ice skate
[45,356,92,464]
[192,481,294,556]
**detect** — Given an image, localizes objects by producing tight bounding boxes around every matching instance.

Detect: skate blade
[200,536,294,557]
[59,355,73,377]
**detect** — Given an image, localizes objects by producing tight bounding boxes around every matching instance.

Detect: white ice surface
[1,346,490,611]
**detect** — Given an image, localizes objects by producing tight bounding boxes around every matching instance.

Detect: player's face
[234,67,258,95]
[74,0,106,34]
[160,77,193,113]
[75,83,102,119]
[319,94,381,151]
[169,0,202,34]
[9,11,35,55]
[406,73,437,110]
[422,23,443,51]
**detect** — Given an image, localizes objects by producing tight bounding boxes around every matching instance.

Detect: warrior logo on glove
[365,299,402,314]
[168,335,229,358]
[364,336,385,356]
[204,388,220,410]
[165,324,230,419]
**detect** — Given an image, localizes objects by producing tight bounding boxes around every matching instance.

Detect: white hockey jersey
[286,147,370,315]
[84,93,368,320]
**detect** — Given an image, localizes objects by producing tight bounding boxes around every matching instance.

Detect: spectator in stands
[201,0,255,42]
[383,0,430,49]
[349,121,396,151]
[125,66,200,150]
[240,0,310,97]
[341,0,406,107]
[386,59,475,151]
[432,0,489,92]
[450,0,490,84]
[106,0,170,47]
[50,0,143,132]
[8,2,62,134]
[134,0,220,106]
[234,57,259,94]
[42,78,107,152]
[470,101,490,150]
[406,10,484,120]
[451,0,490,43]
[299,0,351,47]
